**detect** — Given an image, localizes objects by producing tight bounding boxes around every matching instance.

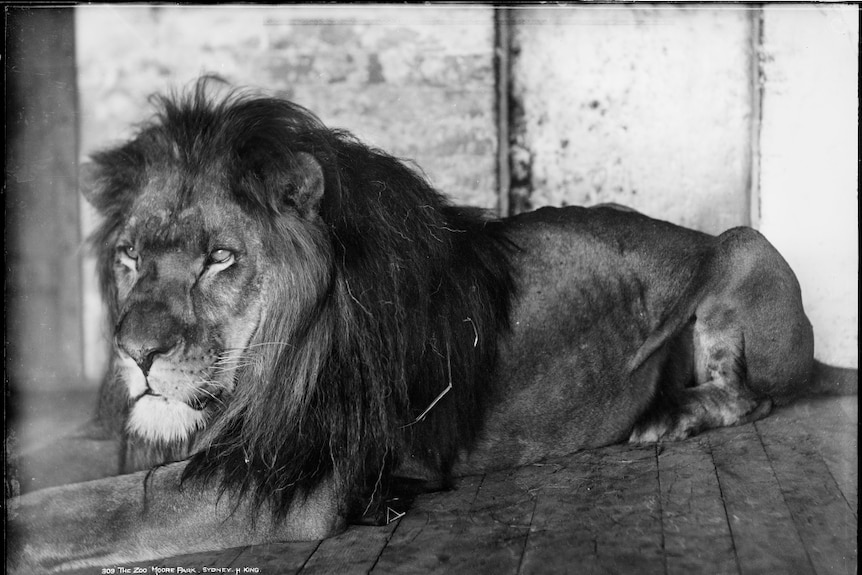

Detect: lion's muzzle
[117,300,184,375]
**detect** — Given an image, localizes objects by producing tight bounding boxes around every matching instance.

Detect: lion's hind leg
[629,383,772,444]
[630,226,811,445]
[630,323,772,444]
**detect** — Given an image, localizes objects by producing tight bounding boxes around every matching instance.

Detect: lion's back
[500,205,713,325]
[459,206,713,470]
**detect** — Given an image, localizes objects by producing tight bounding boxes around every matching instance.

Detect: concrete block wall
[75,5,856,381]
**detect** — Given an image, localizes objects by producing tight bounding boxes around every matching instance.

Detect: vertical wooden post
[494,6,512,218]
[747,7,764,230]
[6,8,83,390]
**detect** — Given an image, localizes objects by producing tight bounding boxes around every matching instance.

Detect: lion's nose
[116,302,183,376]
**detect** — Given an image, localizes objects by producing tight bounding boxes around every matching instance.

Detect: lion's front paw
[629,415,697,444]
[629,424,665,444]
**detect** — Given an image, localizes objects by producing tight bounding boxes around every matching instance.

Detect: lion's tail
[805,360,858,397]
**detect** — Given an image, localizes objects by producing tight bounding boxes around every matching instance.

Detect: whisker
[211,362,256,373]
[240,341,294,350]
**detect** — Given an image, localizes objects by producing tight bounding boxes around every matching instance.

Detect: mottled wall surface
[76,6,497,207]
[509,6,754,234]
[66,5,858,381]
[758,7,858,367]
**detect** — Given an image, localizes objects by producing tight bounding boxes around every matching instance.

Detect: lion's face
[109,173,271,445]
[97,147,330,447]
[85,86,331,451]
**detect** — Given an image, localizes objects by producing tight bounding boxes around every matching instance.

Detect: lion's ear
[79,162,102,207]
[78,159,141,214]
[286,152,325,218]
[79,162,123,214]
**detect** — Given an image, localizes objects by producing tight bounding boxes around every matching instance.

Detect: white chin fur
[128,395,207,444]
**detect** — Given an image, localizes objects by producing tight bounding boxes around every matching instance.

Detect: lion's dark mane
[89,79,516,520]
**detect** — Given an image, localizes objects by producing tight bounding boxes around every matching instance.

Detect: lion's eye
[208,249,234,266]
[120,245,139,260]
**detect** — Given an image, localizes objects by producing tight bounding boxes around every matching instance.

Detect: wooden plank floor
[54,395,855,575]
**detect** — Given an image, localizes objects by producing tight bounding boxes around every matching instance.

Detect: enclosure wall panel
[6,8,82,391]
[508,6,755,235]
[757,6,858,367]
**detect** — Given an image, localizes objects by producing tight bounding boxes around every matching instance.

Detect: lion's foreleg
[7,461,344,573]
[14,427,122,494]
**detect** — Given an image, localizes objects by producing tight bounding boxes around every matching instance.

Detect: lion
[8,78,817,572]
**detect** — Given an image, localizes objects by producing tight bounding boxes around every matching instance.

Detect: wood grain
[658,438,738,575]
[709,424,814,575]
[44,397,859,575]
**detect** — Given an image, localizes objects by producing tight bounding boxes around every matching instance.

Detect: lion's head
[85,84,332,450]
[84,78,515,517]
